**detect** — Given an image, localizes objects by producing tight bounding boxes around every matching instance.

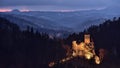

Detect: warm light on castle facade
[84,34,90,44]
[49,34,102,67]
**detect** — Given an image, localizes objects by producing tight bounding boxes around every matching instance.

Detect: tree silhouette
[0,16,120,68]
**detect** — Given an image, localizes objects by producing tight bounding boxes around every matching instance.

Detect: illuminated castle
[72,34,100,64]
[49,34,101,67]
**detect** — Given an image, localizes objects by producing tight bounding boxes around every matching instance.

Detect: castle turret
[84,34,90,44]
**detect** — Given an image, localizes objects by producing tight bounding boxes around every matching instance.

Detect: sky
[0,0,120,12]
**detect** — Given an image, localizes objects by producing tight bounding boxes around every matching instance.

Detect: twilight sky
[0,0,120,12]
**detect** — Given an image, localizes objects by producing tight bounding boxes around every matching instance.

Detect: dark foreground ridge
[0,17,120,68]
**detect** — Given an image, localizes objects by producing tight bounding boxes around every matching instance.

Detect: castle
[72,34,100,64]
[49,34,101,67]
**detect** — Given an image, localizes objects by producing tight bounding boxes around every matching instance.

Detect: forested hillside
[0,17,120,68]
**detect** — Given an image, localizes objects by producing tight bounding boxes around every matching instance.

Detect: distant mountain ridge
[7,8,120,31]
[0,7,120,37]
[0,12,73,38]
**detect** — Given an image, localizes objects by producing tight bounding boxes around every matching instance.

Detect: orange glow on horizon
[0,8,30,12]
[0,9,12,12]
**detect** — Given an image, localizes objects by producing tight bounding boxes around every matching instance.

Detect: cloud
[0,0,105,6]
[0,0,119,10]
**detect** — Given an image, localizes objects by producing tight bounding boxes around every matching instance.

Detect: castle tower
[84,34,90,44]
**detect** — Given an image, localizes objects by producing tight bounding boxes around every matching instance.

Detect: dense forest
[66,17,120,57]
[0,17,66,68]
[0,17,120,68]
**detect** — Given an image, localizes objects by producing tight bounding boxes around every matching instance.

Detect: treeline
[0,17,66,68]
[61,17,120,68]
[0,16,120,68]
[65,17,120,57]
